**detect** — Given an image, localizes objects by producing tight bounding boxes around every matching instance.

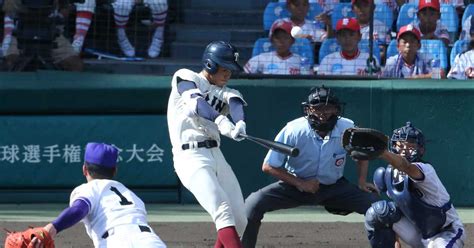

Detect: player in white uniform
[245,20,309,75]
[112,0,168,58]
[36,142,166,248]
[318,18,380,75]
[365,122,465,248]
[167,41,247,248]
[448,20,474,80]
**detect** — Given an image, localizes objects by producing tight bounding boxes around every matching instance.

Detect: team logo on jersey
[335,157,345,166]
[234,52,239,62]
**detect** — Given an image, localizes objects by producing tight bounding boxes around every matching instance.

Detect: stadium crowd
[0,0,472,79]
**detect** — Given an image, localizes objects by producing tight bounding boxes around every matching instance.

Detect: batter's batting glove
[215,115,235,139]
[231,120,246,142]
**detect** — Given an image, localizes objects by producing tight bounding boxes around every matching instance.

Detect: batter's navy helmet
[202,41,243,74]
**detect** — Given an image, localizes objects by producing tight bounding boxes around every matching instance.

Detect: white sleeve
[69,183,94,211]
[222,87,247,106]
[447,54,467,80]
[318,56,330,75]
[244,56,260,74]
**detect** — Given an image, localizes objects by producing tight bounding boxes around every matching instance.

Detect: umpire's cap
[202,41,243,74]
[84,143,118,168]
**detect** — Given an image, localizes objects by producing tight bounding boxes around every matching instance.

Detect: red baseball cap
[397,24,422,41]
[418,0,440,12]
[336,18,361,32]
[269,20,293,38]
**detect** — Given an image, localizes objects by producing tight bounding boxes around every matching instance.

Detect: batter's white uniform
[167,69,247,235]
[391,163,465,247]
[447,50,474,80]
[318,50,379,75]
[244,51,309,75]
[70,179,166,248]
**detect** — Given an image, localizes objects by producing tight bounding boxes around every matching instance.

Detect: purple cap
[84,143,118,168]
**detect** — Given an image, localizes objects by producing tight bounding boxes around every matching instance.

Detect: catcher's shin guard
[364,201,401,248]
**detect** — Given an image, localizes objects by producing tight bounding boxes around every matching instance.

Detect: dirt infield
[1,221,472,247]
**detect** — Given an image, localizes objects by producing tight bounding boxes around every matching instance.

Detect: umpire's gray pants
[241,177,380,248]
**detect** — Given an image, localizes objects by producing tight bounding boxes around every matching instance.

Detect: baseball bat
[239,134,300,157]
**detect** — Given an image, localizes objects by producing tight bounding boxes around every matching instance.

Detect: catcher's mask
[301,86,342,132]
[390,122,425,162]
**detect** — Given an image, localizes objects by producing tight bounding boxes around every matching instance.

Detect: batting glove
[231,120,246,141]
[215,115,235,139]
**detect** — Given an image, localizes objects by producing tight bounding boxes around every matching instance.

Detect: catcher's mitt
[342,127,388,160]
[4,227,55,248]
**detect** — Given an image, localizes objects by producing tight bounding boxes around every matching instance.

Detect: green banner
[0,115,176,188]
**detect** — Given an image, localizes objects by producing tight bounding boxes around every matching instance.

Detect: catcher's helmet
[202,41,243,74]
[301,86,342,132]
[390,122,425,162]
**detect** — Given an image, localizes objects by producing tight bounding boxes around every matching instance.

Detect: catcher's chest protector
[383,167,451,239]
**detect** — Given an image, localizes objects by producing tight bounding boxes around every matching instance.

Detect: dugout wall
[0,71,472,206]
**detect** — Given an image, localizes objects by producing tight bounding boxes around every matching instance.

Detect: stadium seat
[318,38,381,64]
[420,40,448,70]
[331,3,355,29]
[440,4,459,42]
[462,4,474,25]
[386,39,398,58]
[450,39,469,66]
[263,2,323,31]
[374,3,394,30]
[252,37,315,65]
[397,3,418,30]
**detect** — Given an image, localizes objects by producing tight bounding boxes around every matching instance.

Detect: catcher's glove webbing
[342,127,388,160]
[4,227,55,248]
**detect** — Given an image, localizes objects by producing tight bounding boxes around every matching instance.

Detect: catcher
[343,122,465,247]
[5,142,166,248]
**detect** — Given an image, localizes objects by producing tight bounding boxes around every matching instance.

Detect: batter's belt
[181,140,218,150]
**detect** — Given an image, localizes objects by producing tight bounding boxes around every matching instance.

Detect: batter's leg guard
[364,200,401,248]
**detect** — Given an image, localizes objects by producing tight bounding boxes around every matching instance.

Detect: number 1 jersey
[69,179,148,246]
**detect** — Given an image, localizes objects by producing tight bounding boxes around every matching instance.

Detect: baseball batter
[37,142,166,247]
[167,41,247,247]
[365,122,465,247]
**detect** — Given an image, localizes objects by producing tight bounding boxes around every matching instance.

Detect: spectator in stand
[448,18,474,80]
[71,0,96,54]
[410,0,450,46]
[352,0,391,56]
[1,0,83,71]
[112,0,167,58]
[244,20,311,75]
[382,24,437,78]
[459,15,472,41]
[318,18,380,76]
[275,0,332,43]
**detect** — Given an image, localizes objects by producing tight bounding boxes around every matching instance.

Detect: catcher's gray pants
[242,177,379,248]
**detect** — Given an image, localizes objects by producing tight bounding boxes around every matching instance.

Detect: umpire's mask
[301,86,342,133]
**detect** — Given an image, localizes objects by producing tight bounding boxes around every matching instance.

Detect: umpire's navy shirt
[264,117,354,185]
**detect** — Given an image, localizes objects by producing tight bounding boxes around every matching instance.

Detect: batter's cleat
[117,36,136,57]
